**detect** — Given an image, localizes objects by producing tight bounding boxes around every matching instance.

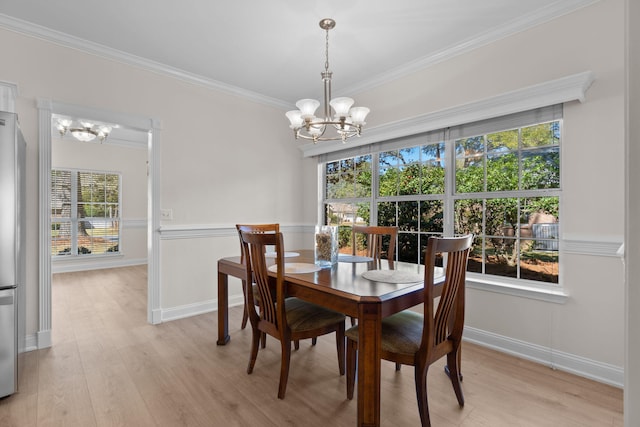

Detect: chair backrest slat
[422,235,473,359]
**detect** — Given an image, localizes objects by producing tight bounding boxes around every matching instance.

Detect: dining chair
[239,230,346,399]
[235,224,310,349]
[351,225,398,268]
[235,223,279,333]
[349,225,399,326]
[345,234,473,427]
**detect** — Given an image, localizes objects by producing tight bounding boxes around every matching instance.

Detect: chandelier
[286,18,370,144]
[56,118,112,143]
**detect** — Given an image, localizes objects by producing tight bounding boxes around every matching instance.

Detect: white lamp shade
[349,107,370,125]
[295,99,320,118]
[97,126,112,140]
[308,122,324,136]
[58,118,72,128]
[285,110,304,128]
[330,97,354,117]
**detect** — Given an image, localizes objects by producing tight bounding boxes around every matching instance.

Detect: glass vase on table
[314,225,338,268]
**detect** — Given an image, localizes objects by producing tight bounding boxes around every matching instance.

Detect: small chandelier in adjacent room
[56,118,112,143]
[286,18,370,144]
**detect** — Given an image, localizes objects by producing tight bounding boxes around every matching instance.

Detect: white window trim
[466,274,568,304]
[301,71,594,158]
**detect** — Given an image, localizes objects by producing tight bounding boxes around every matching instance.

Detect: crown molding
[300,70,595,157]
[0,13,289,110]
[343,0,600,95]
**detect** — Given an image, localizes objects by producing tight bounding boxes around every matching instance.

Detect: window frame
[51,168,122,258]
[320,108,568,303]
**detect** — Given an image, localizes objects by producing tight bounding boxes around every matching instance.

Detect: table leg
[357,302,382,427]
[217,271,230,345]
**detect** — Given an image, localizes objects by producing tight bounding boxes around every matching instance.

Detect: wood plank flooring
[0,266,623,426]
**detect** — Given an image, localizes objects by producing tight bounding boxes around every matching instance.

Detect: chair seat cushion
[285,298,345,332]
[346,310,423,356]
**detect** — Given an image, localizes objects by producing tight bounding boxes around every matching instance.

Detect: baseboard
[36,329,51,349]
[24,333,38,352]
[52,257,147,274]
[160,294,245,322]
[464,326,624,388]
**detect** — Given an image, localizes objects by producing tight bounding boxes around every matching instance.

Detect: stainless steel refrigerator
[0,110,26,398]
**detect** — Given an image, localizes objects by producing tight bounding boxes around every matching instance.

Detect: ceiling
[1,0,595,109]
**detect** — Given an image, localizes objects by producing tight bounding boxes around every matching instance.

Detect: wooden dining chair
[239,230,346,399]
[235,223,279,333]
[345,234,473,427]
[349,225,399,326]
[351,225,398,268]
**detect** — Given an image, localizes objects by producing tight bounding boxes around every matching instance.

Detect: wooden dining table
[216,250,443,427]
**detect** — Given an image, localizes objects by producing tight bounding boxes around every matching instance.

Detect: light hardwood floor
[0,266,623,426]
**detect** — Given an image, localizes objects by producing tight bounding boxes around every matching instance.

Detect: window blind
[319,104,563,163]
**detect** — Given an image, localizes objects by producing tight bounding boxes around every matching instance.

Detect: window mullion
[444,137,455,236]
[70,170,78,255]
[371,152,380,226]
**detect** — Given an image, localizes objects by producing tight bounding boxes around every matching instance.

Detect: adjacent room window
[322,106,561,285]
[51,169,121,257]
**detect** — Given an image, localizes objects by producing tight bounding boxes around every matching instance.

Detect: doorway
[37,99,161,348]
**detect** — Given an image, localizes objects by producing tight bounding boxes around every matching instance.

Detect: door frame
[37,99,162,348]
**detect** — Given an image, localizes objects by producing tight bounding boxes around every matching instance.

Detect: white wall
[0,0,629,393]
[51,137,148,271]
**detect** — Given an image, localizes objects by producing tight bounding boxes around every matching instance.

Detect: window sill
[52,253,123,261]
[466,273,568,304]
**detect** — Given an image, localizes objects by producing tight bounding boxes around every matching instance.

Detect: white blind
[319,104,563,163]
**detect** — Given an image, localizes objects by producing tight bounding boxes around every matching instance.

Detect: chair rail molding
[158,223,312,240]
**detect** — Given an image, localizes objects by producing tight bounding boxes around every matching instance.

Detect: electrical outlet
[160,208,173,220]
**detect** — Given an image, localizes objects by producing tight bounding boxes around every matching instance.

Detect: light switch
[161,208,173,220]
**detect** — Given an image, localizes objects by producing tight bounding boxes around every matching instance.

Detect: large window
[51,169,121,257]
[322,107,561,285]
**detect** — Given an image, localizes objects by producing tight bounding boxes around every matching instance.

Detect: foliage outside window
[323,119,560,285]
[51,169,121,257]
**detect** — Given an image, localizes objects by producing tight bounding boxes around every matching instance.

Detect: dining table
[216,249,444,427]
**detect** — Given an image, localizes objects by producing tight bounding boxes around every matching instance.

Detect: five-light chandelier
[56,118,112,143]
[286,18,370,144]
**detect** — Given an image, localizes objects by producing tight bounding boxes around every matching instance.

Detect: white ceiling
[0,0,596,108]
